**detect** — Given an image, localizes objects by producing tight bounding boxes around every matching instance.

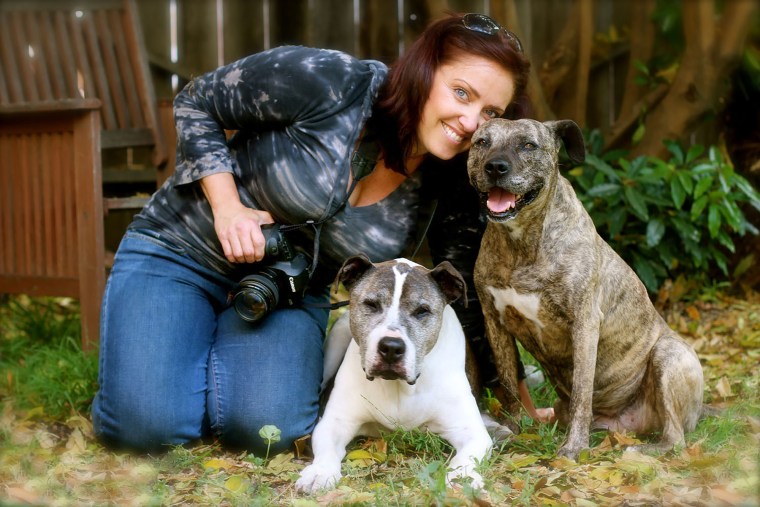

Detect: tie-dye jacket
[131,45,505,383]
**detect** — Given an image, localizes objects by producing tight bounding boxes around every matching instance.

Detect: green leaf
[646,219,665,247]
[632,254,659,293]
[632,123,645,145]
[685,144,705,164]
[676,170,694,194]
[608,207,627,238]
[707,204,721,238]
[585,154,621,181]
[694,176,713,199]
[624,186,649,221]
[259,425,282,443]
[634,59,650,75]
[670,178,687,209]
[691,195,709,220]
[664,140,684,164]
[733,176,760,209]
[718,199,743,231]
[588,183,621,197]
[716,230,735,253]
[733,253,755,279]
[708,145,721,163]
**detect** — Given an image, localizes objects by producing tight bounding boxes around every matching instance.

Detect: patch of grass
[0,296,98,419]
[690,402,757,453]
[382,428,452,460]
[1,293,758,506]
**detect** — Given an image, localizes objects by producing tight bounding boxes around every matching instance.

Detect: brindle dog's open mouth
[481,186,540,221]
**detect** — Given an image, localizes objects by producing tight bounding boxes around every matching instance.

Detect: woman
[93,13,540,455]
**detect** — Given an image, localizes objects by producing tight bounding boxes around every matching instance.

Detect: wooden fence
[137,0,632,132]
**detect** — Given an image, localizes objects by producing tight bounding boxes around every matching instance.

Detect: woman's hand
[200,172,274,263]
[214,205,274,263]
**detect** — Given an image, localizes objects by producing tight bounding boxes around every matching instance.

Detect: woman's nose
[459,109,481,133]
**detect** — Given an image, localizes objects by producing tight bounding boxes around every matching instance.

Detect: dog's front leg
[433,396,493,489]
[295,413,358,494]
[558,312,601,461]
[481,315,522,418]
[442,427,492,489]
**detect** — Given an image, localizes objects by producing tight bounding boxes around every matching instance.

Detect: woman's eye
[454,88,468,100]
[484,109,498,119]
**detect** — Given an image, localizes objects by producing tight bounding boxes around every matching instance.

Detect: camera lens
[232,274,280,322]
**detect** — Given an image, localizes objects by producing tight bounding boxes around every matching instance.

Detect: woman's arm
[200,172,273,263]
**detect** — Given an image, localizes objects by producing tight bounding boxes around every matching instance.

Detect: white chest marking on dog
[487,286,544,329]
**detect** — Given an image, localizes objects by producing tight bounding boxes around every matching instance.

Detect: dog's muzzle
[365,336,419,384]
[478,157,541,221]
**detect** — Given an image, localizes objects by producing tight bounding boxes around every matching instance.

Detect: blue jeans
[91,230,330,455]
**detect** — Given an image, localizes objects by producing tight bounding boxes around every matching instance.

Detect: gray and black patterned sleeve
[171,46,380,186]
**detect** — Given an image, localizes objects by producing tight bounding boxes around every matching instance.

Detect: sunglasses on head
[462,13,524,54]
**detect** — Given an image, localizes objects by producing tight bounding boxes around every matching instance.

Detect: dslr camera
[231,224,311,322]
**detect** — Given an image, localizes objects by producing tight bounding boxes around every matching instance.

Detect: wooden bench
[0,100,104,350]
[0,0,170,349]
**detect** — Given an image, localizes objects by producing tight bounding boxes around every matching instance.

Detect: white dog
[296,255,493,493]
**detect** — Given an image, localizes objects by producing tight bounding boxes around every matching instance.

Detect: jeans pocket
[125,228,187,256]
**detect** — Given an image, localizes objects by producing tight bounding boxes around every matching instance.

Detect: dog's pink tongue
[487,188,517,213]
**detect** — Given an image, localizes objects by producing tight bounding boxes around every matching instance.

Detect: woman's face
[415,55,515,160]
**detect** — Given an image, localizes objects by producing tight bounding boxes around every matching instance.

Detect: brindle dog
[467,118,704,460]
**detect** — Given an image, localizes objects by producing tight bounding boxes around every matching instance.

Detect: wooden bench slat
[9,11,38,102]
[81,12,118,130]
[24,10,55,102]
[40,12,66,100]
[95,9,131,129]
[110,9,143,127]
[53,11,81,99]
[68,11,98,102]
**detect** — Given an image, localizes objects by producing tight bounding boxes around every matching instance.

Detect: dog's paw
[295,463,341,494]
[446,467,485,490]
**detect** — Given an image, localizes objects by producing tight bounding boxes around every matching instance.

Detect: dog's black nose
[485,158,510,176]
[378,337,406,363]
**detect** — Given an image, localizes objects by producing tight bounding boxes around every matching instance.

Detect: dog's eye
[474,137,490,148]
[362,299,381,313]
[412,305,431,319]
[522,142,537,150]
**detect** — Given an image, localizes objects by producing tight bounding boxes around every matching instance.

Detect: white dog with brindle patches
[295,255,492,494]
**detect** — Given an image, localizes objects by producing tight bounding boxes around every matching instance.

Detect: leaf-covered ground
[1,288,759,506]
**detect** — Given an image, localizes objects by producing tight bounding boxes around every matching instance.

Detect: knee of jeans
[93,397,204,452]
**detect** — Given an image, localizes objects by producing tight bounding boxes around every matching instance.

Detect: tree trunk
[538,1,581,106]
[630,0,758,159]
[491,0,555,120]
[606,0,656,148]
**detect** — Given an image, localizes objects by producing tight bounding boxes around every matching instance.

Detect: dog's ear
[546,119,586,165]
[335,254,374,293]
[429,261,468,307]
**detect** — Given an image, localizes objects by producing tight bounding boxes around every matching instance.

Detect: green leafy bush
[567,132,760,292]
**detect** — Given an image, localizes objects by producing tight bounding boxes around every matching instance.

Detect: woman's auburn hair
[370,13,531,175]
